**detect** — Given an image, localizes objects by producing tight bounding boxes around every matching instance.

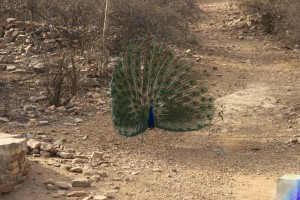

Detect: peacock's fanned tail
[111,43,214,137]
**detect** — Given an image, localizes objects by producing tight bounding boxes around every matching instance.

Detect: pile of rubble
[26,137,115,199]
[0,17,80,73]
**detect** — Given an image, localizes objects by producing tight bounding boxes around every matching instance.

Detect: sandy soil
[1,0,300,200]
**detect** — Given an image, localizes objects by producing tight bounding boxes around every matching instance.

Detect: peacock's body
[111,43,213,137]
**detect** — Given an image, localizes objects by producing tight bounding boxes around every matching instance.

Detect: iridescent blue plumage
[148,103,155,128]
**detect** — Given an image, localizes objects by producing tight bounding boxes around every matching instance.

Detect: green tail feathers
[111,42,214,137]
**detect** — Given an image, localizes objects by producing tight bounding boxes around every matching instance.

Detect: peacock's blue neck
[148,104,154,128]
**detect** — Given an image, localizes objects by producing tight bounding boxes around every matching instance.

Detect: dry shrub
[109,0,202,51]
[44,53,81,106]
[240,0,300,44]
[0,0,104,27]
[0,0,202,52]
[0,83,10,117]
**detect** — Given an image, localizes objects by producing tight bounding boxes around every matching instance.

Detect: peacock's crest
[111,43,214,137]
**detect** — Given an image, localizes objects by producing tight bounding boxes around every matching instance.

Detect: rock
[288,138,298,144]
[51,193,60,198]
[91,93,101,98]
[111,177,122,181]
[48,105,56,110]
[40,39,56,52]
[24,44,35,55]
[57,152,74,159]
[71,178,91,187]
[58,182,69,190]
[65,197,79,200]
[67,191,88,197]
[94,195,108,200]
[40,150,51,158]
[7,18,17,23]
[0,55,14,64]
[61,148,73,153]
[40,142,57,153]
[0,117,9,122]
[84,169,107,178]
[152,168,162,172]
[47,184,57,190]
[61,164,72,171]
[69,167,83,173]
[27,139,41,149]
[23,105,35,112]
[32,149,40,154]
[185,49,191,54]
[74,155,88,159]
[75,118,83,123]
[57,190,67,196]
[90,175,101,182]
[101,163,109,167]
[11,69,26,74]
[82,195,93,200]
[91,151,103,160]
[72,158,87,164]
[171,168,178,173]
[6,65,16,71]
[0,183,15,193]
[82,136,88,140]
[44,179,56,185]
[56,106,66,112]
[39,121,49,125]
[32,63,46,73]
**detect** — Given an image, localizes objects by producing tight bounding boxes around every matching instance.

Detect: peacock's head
[150,98,155,108]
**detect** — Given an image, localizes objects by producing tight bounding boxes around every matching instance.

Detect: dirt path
[2,0,300,200]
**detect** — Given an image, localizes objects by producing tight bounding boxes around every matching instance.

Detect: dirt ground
[1,0,300,199]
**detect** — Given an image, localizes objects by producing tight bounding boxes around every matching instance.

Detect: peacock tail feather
[111,42,214,137]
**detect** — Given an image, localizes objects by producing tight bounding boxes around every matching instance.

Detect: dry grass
[239,0,300,45]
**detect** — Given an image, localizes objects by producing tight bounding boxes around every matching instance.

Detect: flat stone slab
[0,133,27,155]
[276,174,300,200]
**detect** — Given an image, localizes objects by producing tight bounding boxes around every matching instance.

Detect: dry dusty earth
[1,0,300,199]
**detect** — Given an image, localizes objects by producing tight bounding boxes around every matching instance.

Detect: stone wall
[0,133,30,194]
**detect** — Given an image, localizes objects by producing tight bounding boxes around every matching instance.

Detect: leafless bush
[0,83,10,117]
[0,0,104,27]
[1,0,202,52]
[108,0,202,52]
[44,54,81,107]
[239,0,300,44]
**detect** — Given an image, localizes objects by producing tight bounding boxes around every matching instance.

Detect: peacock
[111,43,214,137]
